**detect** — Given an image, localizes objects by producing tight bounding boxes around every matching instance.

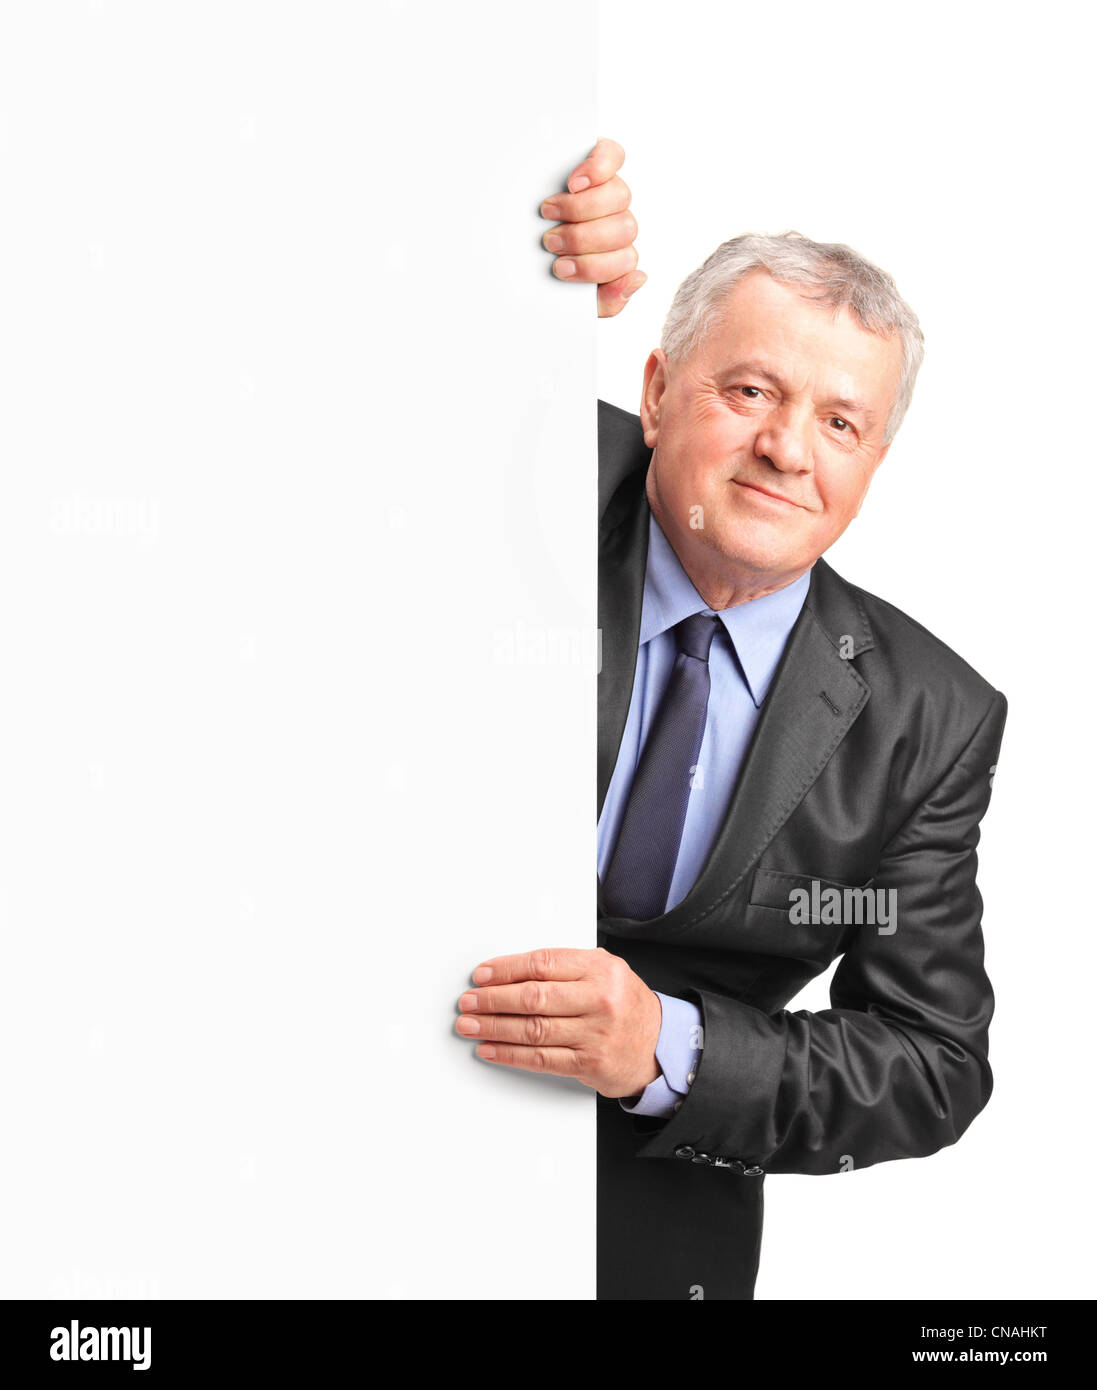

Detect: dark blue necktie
[602,612,721,920]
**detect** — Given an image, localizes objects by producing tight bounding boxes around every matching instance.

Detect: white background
[598,0,1095,1299]
[0,2,596,1299]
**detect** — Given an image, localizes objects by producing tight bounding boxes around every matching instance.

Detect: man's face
[641,269,904,597]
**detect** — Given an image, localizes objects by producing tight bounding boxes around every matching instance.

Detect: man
[455,141,1007,1300]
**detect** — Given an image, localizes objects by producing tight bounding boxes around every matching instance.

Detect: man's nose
[754,404,814,473]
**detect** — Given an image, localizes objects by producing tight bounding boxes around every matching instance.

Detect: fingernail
[544,234,564,252]
[478,1044,497,1060]
[555,258,577,279]
[473,966,493,983]
[456,1016,480,1035]
[622,275,646,299]
[568,175,591,192]
[459,992,478,1011]
[541,201,561,219]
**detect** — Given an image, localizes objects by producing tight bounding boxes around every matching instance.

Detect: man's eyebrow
[828,396,877,425]
[719,361,878,424]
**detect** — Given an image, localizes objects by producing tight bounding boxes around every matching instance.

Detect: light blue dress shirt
[598,510,810,1116]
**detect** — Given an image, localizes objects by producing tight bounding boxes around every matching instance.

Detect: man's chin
[696,520,812,579]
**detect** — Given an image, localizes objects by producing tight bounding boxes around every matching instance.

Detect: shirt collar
[638,510,812,709]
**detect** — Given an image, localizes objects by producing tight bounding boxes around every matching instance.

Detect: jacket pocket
[741,868,878,966]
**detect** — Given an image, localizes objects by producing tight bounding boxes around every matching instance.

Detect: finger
[598,270,647,318]
[552,246,639,285]
[471,947,594,985]
[455,1011,585,1047]
[540,175,630,225]
[542,208,638,258]
[458,978,597,1017]
[566,136,625,193]
[475,1042,584,1078]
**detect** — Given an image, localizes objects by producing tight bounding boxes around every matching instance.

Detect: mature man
[456,142,1007,1300]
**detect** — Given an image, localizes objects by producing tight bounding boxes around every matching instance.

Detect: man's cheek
[819,493,858,534]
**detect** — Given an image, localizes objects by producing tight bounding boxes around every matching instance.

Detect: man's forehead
[696,279,902,408]
[708,276,889,352]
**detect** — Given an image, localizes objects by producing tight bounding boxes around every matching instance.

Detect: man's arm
[632,690,1008,1175]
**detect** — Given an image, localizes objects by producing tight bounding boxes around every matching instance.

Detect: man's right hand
[540,137,645,318]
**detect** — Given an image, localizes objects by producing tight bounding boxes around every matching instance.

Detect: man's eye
[736,386,763,399]
[829,417,851,432]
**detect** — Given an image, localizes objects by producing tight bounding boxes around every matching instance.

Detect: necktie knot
[674,612,720,663]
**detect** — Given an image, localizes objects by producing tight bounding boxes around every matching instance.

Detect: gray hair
[660,231,925,444]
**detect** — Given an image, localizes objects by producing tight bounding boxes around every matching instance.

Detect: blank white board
[0,2,596,1299]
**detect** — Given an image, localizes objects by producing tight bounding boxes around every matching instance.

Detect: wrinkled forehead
[694,272,903,405]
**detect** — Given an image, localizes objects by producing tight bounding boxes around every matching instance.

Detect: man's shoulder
[598,397,642,436]
[598,399,649,522]
[816,561,1006,730]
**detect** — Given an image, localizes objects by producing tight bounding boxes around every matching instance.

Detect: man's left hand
[455,947,662,1098]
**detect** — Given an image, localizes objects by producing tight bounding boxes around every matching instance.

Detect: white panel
[0,2,596,1299]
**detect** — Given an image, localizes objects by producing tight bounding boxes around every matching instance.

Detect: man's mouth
[731,480,802,509]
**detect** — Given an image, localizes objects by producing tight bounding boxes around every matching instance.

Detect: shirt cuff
[619,992,703,1119]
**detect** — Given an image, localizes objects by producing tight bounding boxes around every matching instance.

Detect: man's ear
[853,442,891,518]
[639,349,668,449]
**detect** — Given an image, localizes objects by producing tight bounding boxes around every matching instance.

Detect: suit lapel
[664,571,870,923]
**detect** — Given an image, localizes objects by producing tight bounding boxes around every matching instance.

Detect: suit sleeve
[632,688,1008,1176]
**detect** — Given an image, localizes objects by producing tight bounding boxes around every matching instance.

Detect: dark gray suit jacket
[596,400,1008,1300]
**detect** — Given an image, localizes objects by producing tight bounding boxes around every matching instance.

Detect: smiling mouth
[732,480,802,508]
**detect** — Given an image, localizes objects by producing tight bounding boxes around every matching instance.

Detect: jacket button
[691,1152,712,1165]
[674,1145,695,1160]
